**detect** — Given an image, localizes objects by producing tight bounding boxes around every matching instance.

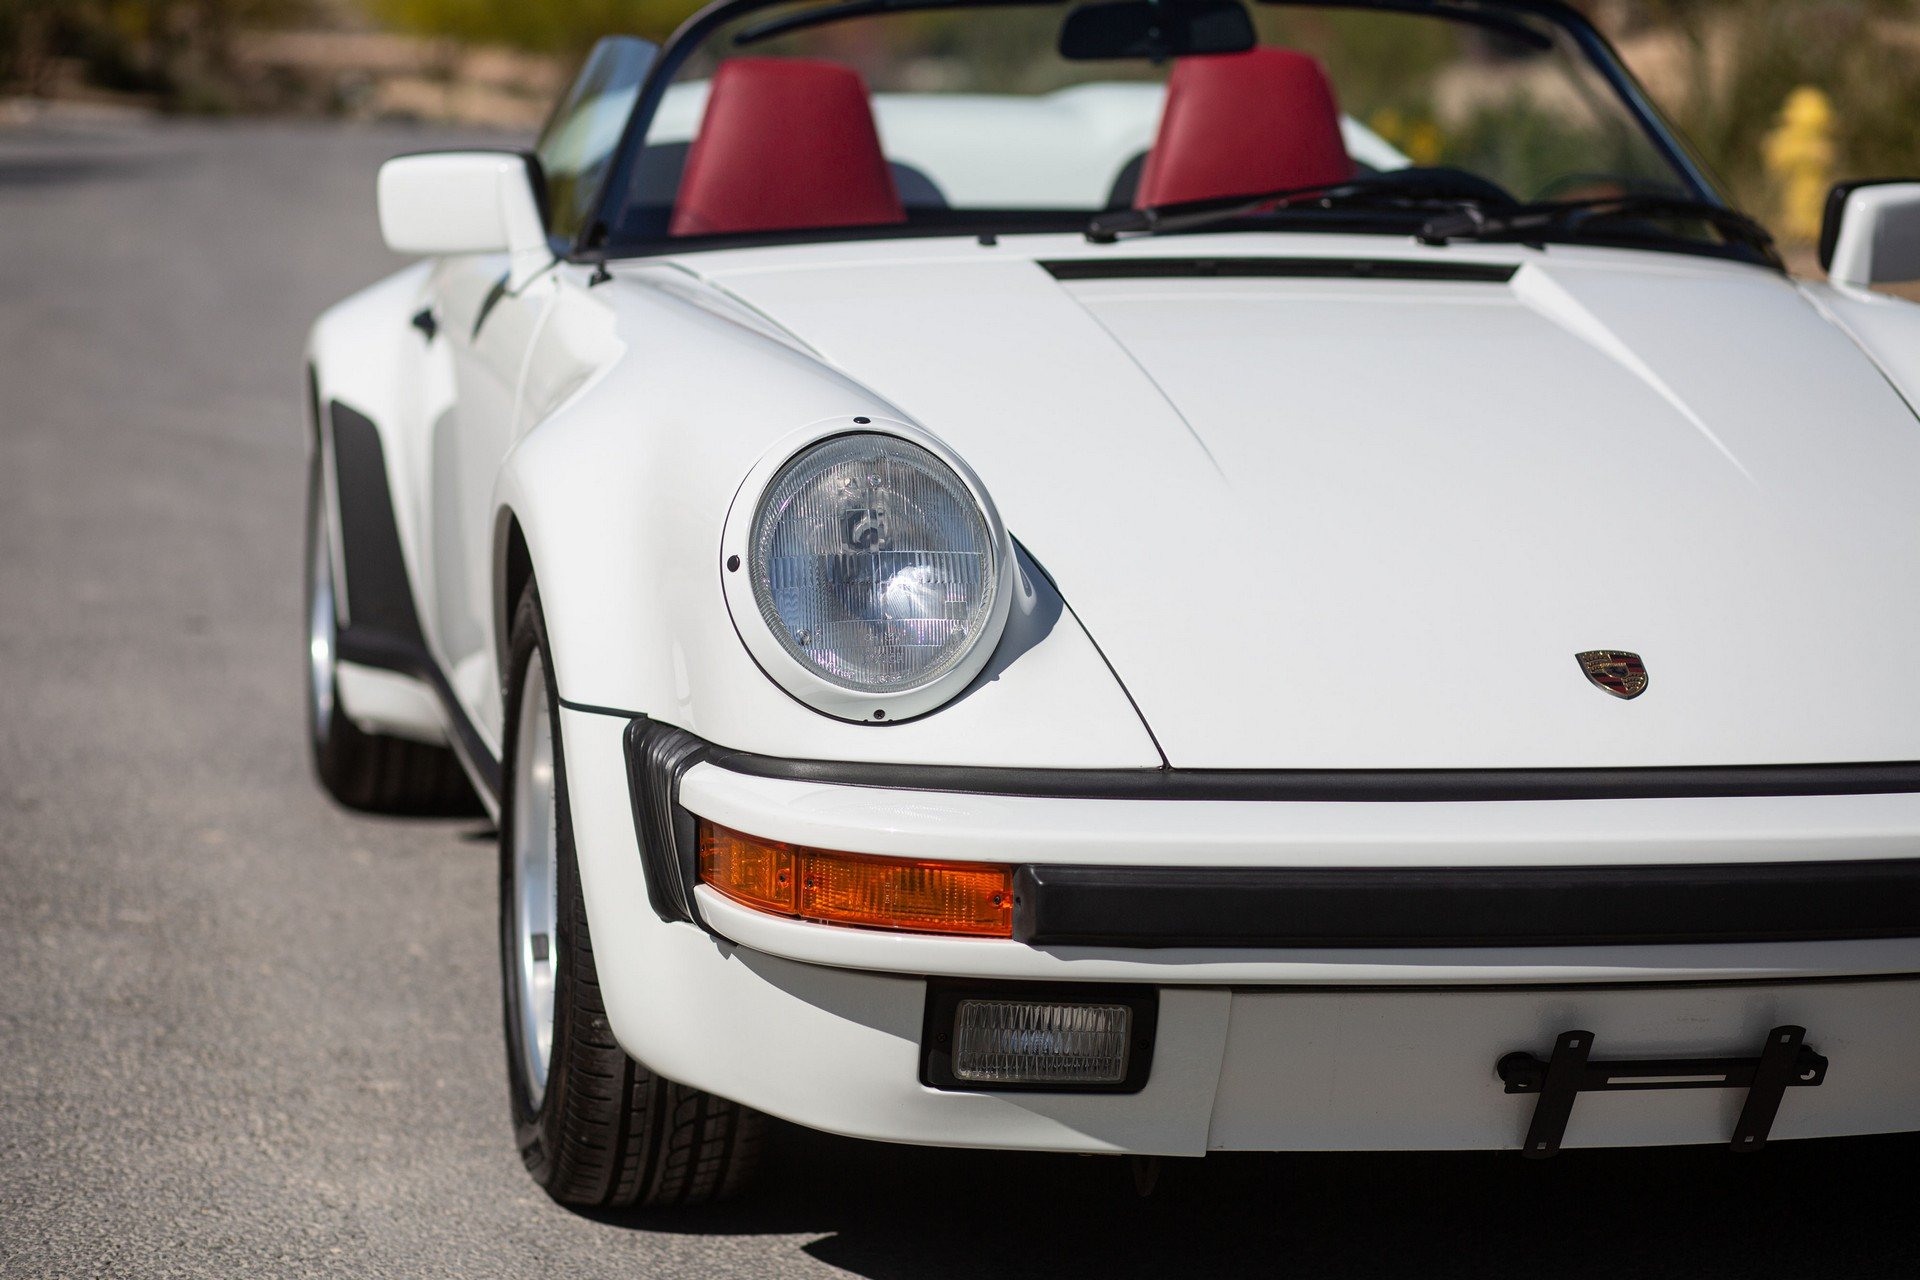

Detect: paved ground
[2,116,1918,1279]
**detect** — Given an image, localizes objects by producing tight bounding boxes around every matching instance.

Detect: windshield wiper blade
[1087,174,1502,244]
[1418,195,1779,261]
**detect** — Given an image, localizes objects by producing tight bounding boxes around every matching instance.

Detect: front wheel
[499,584,764,1208]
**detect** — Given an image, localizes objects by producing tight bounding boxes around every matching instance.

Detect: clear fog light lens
[950,999,1132,1085]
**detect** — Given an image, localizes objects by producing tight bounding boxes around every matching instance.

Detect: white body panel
[312,147,1920,1151]
[679,764,1920,872]
[336,662,443,741]
[490,258,1164,766]
[692,234,1920,769]
[559,710,1920,1153]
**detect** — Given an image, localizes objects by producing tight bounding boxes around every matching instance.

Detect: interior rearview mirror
[377,151,551,288]
[1058,0,1255,61]
[1821,180,1920,290]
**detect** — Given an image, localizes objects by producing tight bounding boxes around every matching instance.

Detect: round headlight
[731,429,1009,719]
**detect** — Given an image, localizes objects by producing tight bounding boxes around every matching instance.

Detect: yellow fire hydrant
[1761,86,1837,244]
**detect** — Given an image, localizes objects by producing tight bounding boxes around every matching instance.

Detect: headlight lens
[749,433,998,695]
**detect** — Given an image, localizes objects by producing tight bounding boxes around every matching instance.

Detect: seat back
[1135,48,1352,209]
[671,58,906,237]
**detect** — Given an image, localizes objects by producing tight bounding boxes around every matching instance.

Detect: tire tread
[503,584,764,1210]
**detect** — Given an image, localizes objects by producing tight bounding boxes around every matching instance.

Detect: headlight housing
[722,423,1013,722]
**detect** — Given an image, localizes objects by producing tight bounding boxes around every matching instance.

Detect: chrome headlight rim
[719,417,1015,724]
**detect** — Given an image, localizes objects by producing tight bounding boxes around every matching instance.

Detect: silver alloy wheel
[308,489,337,735]
[510,653,561,1108]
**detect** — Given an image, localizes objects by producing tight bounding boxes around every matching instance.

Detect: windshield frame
[580,0,1731,262]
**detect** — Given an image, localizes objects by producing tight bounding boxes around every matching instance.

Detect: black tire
[499,583,765,1209]
[305,451,478,816]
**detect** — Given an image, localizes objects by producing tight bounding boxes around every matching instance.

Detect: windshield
[601,0,1717,253]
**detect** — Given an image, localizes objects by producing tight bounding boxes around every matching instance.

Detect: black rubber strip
[329,401,426,646]
[1041,257,1518,284]
[701,750,1920,803]
[623,717,708,925]
[559,697,644,719]
[1011,860,1920,949]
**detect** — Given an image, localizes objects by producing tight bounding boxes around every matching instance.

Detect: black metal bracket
[1497,1025,1828,1159]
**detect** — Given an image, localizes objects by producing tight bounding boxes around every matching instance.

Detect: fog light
[951,999,1132,1085]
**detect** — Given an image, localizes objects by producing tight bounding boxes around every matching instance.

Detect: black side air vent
[1040,257,1517,284]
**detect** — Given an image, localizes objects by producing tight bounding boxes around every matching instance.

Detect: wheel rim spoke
[308,490,336,733]
[511,655,560,1106]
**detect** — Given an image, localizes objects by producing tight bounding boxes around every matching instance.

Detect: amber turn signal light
[697,820,1014,938]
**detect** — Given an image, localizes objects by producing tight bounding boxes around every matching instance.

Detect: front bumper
[562,709,1920,1153]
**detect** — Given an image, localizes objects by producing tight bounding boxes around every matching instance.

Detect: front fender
[1802,280,1920,420]
[495,268,1159,769]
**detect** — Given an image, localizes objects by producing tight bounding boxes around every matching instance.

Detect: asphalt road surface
[3,116,1918,1279]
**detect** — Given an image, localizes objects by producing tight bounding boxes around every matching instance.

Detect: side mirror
[377,150,550,288]
[1059,0,1255,61]
[1821,180,1920,290]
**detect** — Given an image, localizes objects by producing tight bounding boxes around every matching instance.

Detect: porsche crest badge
[1577,651,1649,700]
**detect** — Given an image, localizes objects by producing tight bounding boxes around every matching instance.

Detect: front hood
[689,238,1920,768]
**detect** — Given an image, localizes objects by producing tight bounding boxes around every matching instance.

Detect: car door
[424,36,656,746]
[428,250,554,740]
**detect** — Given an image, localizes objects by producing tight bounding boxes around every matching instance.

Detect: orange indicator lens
[697,821,1014,937]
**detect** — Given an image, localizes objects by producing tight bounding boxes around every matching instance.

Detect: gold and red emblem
[1576,651,1649,700]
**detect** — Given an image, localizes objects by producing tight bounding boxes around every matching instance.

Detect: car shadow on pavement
[601,1122,1920,1278]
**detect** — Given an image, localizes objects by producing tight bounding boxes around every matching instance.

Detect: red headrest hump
[671,58,906,237]
[1135,48,1353,209]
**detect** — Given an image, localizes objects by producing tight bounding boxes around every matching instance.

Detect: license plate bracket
[1497,1025,1828,1158]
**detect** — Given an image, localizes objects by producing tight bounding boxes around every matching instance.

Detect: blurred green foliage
[1644,0,1920,208]
[1,0,311,104]
[1268,1,1920,231]
[364,0,699,50]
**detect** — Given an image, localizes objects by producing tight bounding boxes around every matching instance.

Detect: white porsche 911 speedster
[304,0,1920,1206]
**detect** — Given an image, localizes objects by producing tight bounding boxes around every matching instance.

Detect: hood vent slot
[1041,257,1516,284]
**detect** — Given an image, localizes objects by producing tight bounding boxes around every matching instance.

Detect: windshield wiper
[1417,195,1779,262]
[1086,172,1510,244]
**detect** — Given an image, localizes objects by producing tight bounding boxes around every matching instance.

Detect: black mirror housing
[1058,0,1255,62]
[1820,178,1914,274]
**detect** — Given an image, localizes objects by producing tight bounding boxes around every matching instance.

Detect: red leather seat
[1135,48,1353,209]
[671,58,906,237]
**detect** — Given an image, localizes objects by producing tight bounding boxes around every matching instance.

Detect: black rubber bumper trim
[626,722,1920,946]
[699,752,1920,804]
[623,717,708,925]
[1011,860,1920,950]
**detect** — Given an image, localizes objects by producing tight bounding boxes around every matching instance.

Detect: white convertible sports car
[306,0,1920,1206]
